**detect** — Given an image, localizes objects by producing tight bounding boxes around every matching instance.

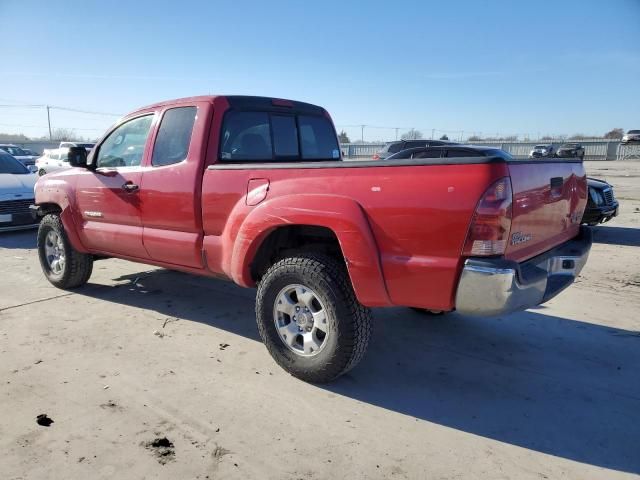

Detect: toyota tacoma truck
[32,95,591,382]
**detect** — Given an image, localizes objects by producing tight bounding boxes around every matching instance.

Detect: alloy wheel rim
[273,284,329,357]
[44,230,65,275]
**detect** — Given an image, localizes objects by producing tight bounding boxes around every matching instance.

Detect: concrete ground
[1,161,639,480]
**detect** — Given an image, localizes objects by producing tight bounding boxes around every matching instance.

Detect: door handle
[122,182,139,193]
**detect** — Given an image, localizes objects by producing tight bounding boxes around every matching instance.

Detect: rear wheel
[37,214,93,289]
[256,254,372,383]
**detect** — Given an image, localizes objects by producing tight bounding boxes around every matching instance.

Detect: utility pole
[46,105,52,140]
[395,127,399,141]
[360,125,365,142]
[431,128,435,140]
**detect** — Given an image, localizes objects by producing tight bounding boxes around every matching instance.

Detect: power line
[0,104,121,116]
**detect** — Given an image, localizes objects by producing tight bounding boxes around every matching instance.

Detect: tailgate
[506,160,587,262]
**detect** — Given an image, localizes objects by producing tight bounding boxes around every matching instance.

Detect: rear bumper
[455,226,592,316]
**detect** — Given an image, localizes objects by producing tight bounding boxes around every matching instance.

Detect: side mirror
[28,165,38,174]
[68,147,88,168]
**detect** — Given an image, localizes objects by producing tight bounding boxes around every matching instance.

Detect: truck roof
[132,95,325,116]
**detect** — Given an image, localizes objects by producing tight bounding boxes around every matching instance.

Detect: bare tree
[338,130,351,143]
[0,132,30,142]
[51,128,77,141]
[467,135,482,142]
[401,129,423,140]
[569,134,589,140]
[604,128,624,140]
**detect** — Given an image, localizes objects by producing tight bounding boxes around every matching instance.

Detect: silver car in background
[529,144,555,158]
[0,150,39,232]
[621,130,640,144]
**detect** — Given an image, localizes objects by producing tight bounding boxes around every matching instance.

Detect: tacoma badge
[511,232,532,245]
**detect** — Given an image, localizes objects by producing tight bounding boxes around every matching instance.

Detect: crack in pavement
[0,293,74,313]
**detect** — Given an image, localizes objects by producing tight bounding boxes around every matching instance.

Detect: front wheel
[38,168,46,176]
[256,254,372,383]
[37,214,93,289]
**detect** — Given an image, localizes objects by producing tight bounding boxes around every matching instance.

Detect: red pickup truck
[33,95,591,382]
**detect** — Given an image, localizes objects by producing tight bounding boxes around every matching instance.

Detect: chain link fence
[340,140,634,161]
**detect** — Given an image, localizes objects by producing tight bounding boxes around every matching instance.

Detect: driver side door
[75,114,155,259]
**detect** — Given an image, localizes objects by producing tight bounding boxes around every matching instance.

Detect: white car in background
[0,144,39,168]
[528,144,555,158]
[35,148,74,176]
[0,150,39,232]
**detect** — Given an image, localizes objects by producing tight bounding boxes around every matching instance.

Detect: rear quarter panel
[202,162,508,310]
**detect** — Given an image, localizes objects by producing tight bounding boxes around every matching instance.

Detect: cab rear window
[220,111,340,162]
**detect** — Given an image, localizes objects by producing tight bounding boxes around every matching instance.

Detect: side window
[412,149,442,159]
[220,111,272,161]
[446,148,483,157]
[152,107,197,166]
[96,115,153,168]
[387,143,403,154]
[49,150,59,161]
[392,149,415,159]
[406,140,427,149]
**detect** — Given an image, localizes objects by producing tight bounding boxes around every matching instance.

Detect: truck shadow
[592,225,640,247]
[0,229,38,249]
[77,268,640,475]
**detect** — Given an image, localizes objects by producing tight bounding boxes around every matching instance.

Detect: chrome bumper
[455,226,592,316]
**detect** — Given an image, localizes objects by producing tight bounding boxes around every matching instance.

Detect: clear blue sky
[1,0,638,141]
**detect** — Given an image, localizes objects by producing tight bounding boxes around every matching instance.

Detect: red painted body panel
[200,163,508,309]
[137,101,213,267]
[33,94,588,312]
[74,169,149,258]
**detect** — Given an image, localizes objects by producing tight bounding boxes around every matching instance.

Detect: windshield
[0,152,30,174]
[77,143,95,149]
[561,144,578,148]
[534,145,547,149]
[0,146,28,156]
[628,130,640,134]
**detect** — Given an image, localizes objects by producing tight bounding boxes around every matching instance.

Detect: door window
[96,115,153,168]
[152,107,197,166]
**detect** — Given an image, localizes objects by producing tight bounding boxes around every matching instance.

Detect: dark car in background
[385,144,514,160]
[372,139,456,160]
[0,144,38,167]
[556,143,585,160]
[621,130,640,144]
[582,177,618,226]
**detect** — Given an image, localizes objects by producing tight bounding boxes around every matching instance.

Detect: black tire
[37,214,93,289]
[38,168,46,176]
[256,254,372,383]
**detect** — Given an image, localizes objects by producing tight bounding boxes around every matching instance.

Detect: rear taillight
[462,177,513,256]
[372,153,380,160]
